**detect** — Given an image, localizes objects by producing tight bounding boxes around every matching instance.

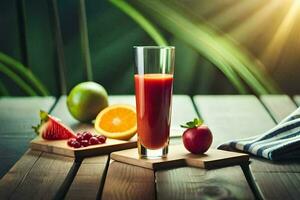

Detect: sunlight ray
[192,0,237,18]
[210,0,264,29]
[229,0,284,42]
[261,0,300,67]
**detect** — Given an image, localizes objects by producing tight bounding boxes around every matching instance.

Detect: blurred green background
[0,0,299,96]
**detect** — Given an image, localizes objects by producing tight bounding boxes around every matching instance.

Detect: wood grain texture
[102,161,155,200]
[250,157,300,173]
[260,95,297,123]
[253,95,300,200]
[0,137,33,177]
[1,96,76,199]
[154,95,256,200]
[193,95,275,147]
[9,152,74,200]
[102,95,197,200]
[0,150,41,199]
[49,96,111,199]
[0,97,55,134]
[156,166,254,200]
[65,156,109,200]
[294,95,300,106]
[30,137,136,158]
[111,145,249,170]
[0,97,55,178]
[194,95,300,200]
[253,172,300,200]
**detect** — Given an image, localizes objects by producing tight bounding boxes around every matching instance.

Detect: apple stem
[180,118,203,128]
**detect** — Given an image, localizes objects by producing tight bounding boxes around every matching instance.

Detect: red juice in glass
[134,74,173,150]
[134,46,175,158]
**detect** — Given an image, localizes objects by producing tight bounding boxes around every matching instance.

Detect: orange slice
[94,104,137,140]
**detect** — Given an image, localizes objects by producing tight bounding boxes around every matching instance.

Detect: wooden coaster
[111,145,249,170]
[30,137,137,158]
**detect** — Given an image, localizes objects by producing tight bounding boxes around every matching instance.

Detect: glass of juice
[133,46,175,158]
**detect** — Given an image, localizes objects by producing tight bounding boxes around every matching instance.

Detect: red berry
[76,133,82,137]
[80,140,89,147]
[67,138,77,147]
[73,141,81,148]
[76,135,84,142]
[82,132,93,140]
[89,137,99,145]
[97,135,107,143]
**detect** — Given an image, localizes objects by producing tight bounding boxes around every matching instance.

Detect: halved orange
[94,104,137,140]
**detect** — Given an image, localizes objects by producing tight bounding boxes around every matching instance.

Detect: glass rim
[133,46,175,49]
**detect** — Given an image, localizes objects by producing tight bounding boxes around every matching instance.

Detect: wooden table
[0,95,299,200]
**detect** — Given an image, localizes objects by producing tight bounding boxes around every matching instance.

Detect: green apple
[67,82,108,122]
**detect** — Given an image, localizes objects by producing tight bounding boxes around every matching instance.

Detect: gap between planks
[153,95,255,200]
[1,96,84,199]
[293,95,300,106]
[64,155,109,200]
[101,95,200,200]
[0,97,56,178]
[101,161,155,200]
[193,95,300,200]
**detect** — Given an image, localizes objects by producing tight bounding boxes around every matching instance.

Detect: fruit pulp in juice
[134,74,173,149]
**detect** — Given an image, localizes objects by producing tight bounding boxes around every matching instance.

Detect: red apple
[181,119,213,154]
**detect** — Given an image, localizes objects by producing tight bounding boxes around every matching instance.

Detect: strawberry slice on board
[33,110,76,140]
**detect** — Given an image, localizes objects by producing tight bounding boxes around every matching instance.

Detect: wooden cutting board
[111,144,249,170]
[30,137,137,158]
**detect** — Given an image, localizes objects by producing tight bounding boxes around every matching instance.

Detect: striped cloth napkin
[218,107,300,161]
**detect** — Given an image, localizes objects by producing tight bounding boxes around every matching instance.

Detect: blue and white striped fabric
[218,107,300,161]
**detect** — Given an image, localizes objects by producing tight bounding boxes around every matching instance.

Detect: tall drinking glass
[134,46,175,158]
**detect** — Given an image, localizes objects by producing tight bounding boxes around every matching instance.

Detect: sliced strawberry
[32,110,76,140]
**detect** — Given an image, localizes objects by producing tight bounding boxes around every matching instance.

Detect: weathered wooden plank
[155,95,255,200]
[170,95,198,135]
[102,161,155,200]
[194,95,274,147]
[156,166,254,200]
[0,97,55,178]
[64,156,108,200]
[252,172,300,200]
[250,157,300,173]
[294,95,300,106]
[102,95,197,200]
[41,96,109,199]
[39,95,165,199]
[255,95,300,200]
[9,152,74,200]
[255,95,300,171]
[260,95,297,123]
[0,137,33,177]
[1,96,78,199]
[194,95,300,200]
[0,150,41,199]
[0,97,55,134]
[52,96,142,199]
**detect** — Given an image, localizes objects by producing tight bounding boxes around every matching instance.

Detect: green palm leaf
[0,62,37,96]
[110,0,246,93]
[134,0,279,94]
[0,80,9,96]
[0,52,49,95]
[79,0,93,81]
[111,0,280,94]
